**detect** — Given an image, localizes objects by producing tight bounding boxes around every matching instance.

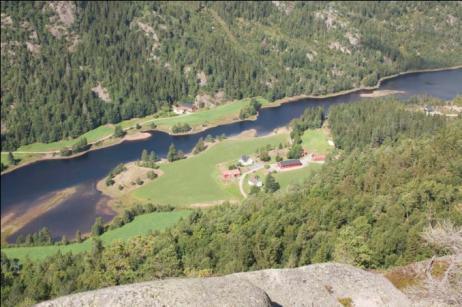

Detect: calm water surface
[2,69,461,241]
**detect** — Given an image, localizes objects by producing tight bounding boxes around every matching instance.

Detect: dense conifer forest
[1,1,461,150]
[2,96,461,306]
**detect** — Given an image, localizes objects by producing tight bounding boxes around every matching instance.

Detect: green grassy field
[15,125,115,153]
[1,211,190,261]
[132,132,289,206]
[274,163,323,190]
[1,152,40,167]
[301,129,332,154]
[3,97,269,157]
[154,97,269,130]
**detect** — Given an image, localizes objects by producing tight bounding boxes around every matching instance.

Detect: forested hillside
[1,1,461,149]
[2,97,461,306]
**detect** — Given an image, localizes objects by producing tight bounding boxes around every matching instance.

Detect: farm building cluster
[173,103,197,115]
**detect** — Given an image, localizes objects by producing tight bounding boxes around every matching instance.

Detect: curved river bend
[2,69,462,241]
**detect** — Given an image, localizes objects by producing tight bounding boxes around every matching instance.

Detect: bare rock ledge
[37,263,411,307]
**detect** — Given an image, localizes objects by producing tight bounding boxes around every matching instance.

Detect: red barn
[278,159,302,169]
[312,154,326,161]
[222,169,241,180]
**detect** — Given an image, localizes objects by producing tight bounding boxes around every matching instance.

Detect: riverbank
[2,65,461,175]
[1,186,78,242]
[0,130,152,175]
[96,162,163,199]
[1,210,191,261]
[262,65,462,108]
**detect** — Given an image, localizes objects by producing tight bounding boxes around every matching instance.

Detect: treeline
[328,97,448,151]
[288,106,325,159]
[2,1,461,150]
[7,203,175,248]
[2,98,460,306]
[239,98,262,119]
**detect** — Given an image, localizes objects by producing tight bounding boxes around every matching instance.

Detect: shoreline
[2,64,461,175]
[1,131,152,175]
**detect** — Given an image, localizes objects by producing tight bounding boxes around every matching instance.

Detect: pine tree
[114,125,125,138]
[141,149,149,162]
[91,217,104,236]
[167,144,177,162]
[7,152,16,165]
[149,151,157,162]
[264,173,280,193]
[75,230,82,243]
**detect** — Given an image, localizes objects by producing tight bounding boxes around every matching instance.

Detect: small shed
[278,159,302,169]
[311,154,326,161]
[222,169,241,180]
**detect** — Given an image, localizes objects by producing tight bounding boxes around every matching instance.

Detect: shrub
[171,123,192,133]
[147,171,157,180]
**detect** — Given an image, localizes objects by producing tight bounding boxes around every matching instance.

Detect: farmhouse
[424,105,434,115]
[248,176,263,187]
[222,169,241,180]
[278,159,302,169]
[173,103,196,115]
[239,155,254,166]
[311,154,326,162]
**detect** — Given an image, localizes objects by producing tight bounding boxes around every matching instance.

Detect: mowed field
[14,125,115,153]
[1,211,190,261]
[132,132,289,206]
[1,152,40,166]
[2,97,268,157]
[301,129,333,155]
[154,97,269,130]
[274,163,323,189]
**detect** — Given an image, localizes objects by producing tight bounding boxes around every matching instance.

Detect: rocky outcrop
[37,263,411,307]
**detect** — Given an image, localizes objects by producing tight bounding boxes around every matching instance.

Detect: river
[1,68,461,242]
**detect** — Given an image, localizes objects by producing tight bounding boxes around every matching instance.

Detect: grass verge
[1,211,190,261]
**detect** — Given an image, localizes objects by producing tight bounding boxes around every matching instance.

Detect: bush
[171,123,192,133]
[193,137,207,154]
[259,150,271,162]
[239,98,262,119]
[287,144,303,159]
[114,125,126,138]
[105,177,115,186]
[72,137,89,153]
[60,148,72,157]
[147,171,157,180]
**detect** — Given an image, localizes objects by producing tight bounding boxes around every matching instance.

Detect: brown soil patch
[92,82,112,102]
[49,1,75,26]
[231,129,257,140]
[96,162,163,198]
[123,132,151,141]
[359,89,406,98]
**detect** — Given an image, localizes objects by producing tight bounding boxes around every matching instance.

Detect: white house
[239,155,254,166]
[248,176,263,187]
[173,104,195,115]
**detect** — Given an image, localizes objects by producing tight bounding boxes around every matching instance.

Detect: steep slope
[1,1,462,149]
[37,263,410,307]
